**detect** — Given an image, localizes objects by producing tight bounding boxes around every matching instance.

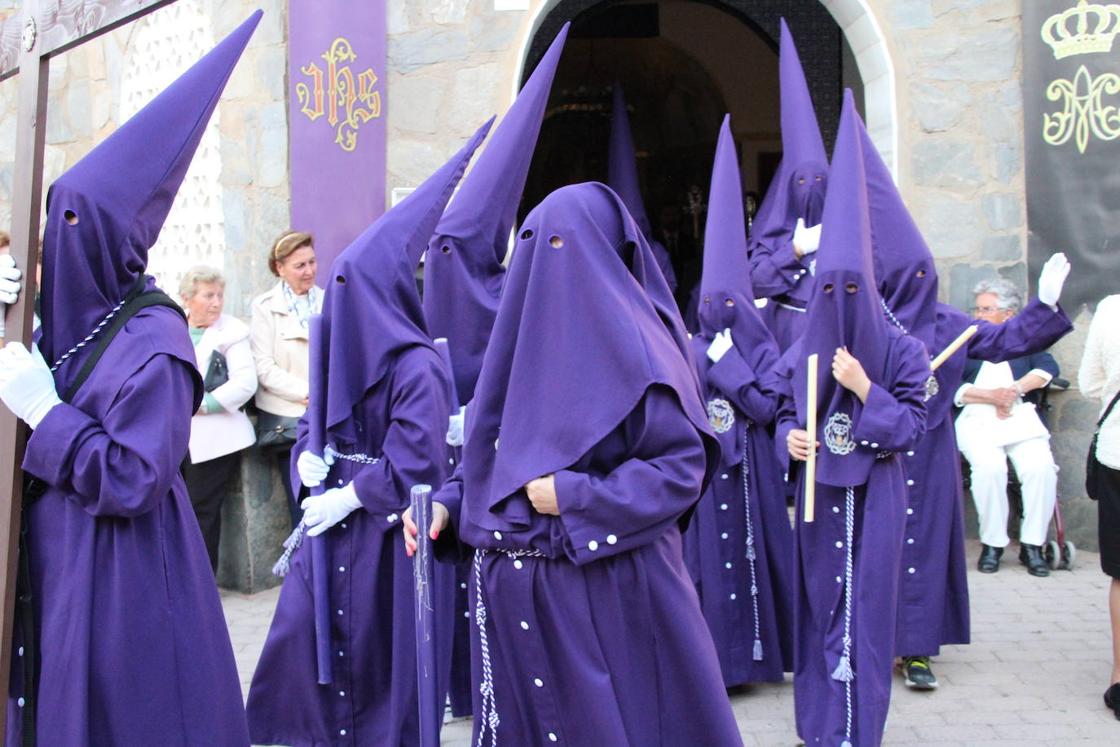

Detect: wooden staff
[803,353,819,523]
[410,483,439,747]
[929,324,978,373]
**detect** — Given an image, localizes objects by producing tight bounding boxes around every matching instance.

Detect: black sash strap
[17,281,184,746]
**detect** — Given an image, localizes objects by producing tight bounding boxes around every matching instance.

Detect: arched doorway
[516,0,894,303]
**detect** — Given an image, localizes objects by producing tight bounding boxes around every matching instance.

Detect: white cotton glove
[297,449,335,488]
[446,405,466,447]
[0,343,61,429]
[0,255,22,305]
[302,481,362,537]
[1037,252,1071,308]
[707,328,734,363]
[793,218,822,257]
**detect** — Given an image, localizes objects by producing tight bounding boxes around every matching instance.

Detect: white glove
[707,328,734,363]
[1037,252,1071,308]
[297,449,334,488]
[793,218,822,257]
[0,255,22,305]
[0,343,61,429]
[446,405,466,447]
[302,481,362,537]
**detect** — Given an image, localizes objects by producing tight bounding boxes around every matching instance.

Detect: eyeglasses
[970,305,1006,315]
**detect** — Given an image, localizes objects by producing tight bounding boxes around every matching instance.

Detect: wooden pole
[930,324,978,373]
[0,2,48,730]
[803,353,819,523]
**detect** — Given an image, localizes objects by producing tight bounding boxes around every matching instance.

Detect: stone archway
[515,0,898,177]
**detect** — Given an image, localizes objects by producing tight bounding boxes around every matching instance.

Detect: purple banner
[288,0,386,277]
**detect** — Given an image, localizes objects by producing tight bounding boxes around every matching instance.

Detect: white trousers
[958,433,1058,547]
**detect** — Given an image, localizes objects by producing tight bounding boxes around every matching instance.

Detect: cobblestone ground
[223,540,1118,745]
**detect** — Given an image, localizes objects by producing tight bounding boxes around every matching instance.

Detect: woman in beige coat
[250,231,323,526]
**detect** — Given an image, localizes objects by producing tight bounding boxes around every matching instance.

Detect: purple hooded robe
[774,92,928,747]
[682,116,794,686]
[748,19,828,352]
[422,26,568,717]
[5,13,262,746]
[246,124,489,746]
[858,118,1074,658]
[434,183,742,746]
[608,82,678,292]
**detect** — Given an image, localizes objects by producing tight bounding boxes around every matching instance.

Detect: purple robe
[685,337,794,685]
[746,19,828,352]
[246,121,488,747]
[775,330,929,747]
[777,90,930,747]
[893,299,1072,656]
[7,13,260,745]
[433,182,740,746]
[438,387,742,745]
[11,307,249,746]
[247,348,455,746]
[682,115,793,686]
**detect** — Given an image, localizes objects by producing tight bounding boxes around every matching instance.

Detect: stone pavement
[222,539,1118,745]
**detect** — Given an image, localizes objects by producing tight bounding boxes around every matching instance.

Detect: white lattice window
[119,0,225,298]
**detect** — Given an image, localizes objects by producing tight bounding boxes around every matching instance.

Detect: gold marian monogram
[1043,64,1120,153]
[1042,1,1120,60]
[295,37,382,152]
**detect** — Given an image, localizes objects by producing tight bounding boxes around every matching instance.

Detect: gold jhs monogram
[296,37,382,152]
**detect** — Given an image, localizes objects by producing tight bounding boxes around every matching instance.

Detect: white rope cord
[474,550,499,747]
[323,445,380,465]
[741,421,763,661]
[473,547,547,747]
[830,486,857,747]
[880,297,909,335]
[49,297,130,372]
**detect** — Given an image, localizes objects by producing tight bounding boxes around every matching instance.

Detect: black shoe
[901,656,939,690]
[978,544,1003,573]
[1105,683,1120,720]
[1019,543,1051,577]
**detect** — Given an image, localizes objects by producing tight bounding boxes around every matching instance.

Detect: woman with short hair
[180,265,257,571]
[250,231,323,525]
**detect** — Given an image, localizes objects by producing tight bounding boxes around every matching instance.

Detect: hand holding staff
[929,325,978,373]
[804,353,819,523]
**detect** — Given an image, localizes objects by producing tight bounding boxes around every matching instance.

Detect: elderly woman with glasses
[180,265,258,572]
[955,273,1071,578]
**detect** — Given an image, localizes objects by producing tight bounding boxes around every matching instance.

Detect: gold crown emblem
[1042,1,1120,60]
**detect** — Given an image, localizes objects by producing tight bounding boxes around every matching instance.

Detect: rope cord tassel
[271,520,307,577]
[830,486,858,746]
[741,421,764,661]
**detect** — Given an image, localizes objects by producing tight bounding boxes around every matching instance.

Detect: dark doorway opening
[519,0,863,304]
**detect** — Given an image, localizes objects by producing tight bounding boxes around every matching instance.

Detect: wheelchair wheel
[1061,540,1076,570]
[1045,540,1062,570]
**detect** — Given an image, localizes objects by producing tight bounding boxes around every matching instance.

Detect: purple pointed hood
[461,182,717,533]
[793,90,888,488]
[320,121,491,430]
[39,11,261,363]
[607,82,654,238]
[859,116,938,353]
[423,23,569,403]
[697,116,780,464]
[748,19,828,254]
